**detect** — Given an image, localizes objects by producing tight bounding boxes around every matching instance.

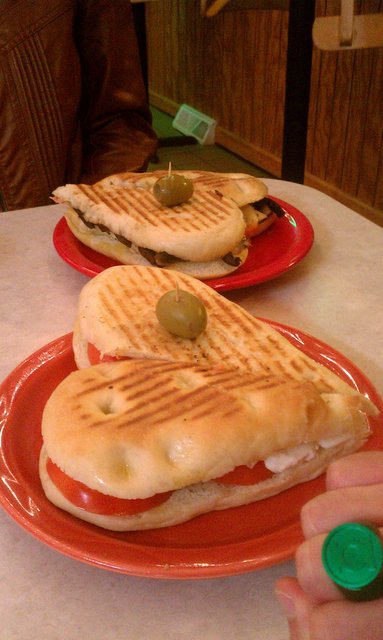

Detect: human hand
[275,451,383,640]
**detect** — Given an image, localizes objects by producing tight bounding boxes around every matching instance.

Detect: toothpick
[175,282,180,302]
[168,161,172,177]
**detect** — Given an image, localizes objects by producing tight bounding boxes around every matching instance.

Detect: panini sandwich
[39,358,377,531]
[52,180,248,279]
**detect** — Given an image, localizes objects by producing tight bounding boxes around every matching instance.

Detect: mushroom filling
[74,208,246,267]
[251,197,285,218]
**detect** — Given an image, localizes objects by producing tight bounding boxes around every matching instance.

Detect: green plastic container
[322,522,383,601]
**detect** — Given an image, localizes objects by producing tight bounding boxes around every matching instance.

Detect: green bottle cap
[322,523,383,591]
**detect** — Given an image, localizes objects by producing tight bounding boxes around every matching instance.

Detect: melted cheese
[264,434,352,473]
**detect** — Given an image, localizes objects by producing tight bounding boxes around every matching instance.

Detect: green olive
[153,174,194,206]
[156,289,207,339]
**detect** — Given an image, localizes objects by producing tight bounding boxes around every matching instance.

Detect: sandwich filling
[42,432,360,518]
[72,206,248,268]
[44,454,274,515]
[244,197,285,224]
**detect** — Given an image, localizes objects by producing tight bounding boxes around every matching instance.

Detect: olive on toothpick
[153,163,194,206]
[156,285,207,339]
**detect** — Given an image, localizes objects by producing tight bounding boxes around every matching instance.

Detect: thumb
[275,576,313,640]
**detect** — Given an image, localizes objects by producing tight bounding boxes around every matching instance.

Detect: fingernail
[275,588,297,619]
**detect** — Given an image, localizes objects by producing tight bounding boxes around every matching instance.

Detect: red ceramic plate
[0,324,381,579]
[53,197,314,291]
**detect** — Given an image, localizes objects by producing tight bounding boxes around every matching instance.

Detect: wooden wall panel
[146,1,287,176]
[145,0,383,223]
[358,50,383,207]
[303,0,383,222]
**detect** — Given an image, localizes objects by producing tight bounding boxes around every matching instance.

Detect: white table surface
[0,179,382,640]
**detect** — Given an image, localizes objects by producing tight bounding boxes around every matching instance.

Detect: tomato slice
[87,343,125,365]
[46,458,172,515]
[214,462,273,485]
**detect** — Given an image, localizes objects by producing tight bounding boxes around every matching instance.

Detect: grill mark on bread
[315,378,336,393]
[99,280,202,360]
[193,175,226,188]
[183,392,230,421]
[133,264,180,293]
[214,375,291,393]
[79,266,348,396]
[76,361,292,432]
[76,362,196,429]
[77,184,131,218]
[204,370,284,392]
[99,377,231,430]
[171,171,231,191]
[196,295,261,370]
[91,387,183,430]
[201,369,246,384]
[215,331,259,370]
[99,272,253,368]
[211,294,263,336]
[92,265,293,374]
[99,284,150,352]
[197,191,232,222]
[75,374,129,398]
[290,358,311,375]
[129,386,224,427]
[304,358,322,372]
[102,170,266,199]
[98,385,223,431]
[74,184,236,235]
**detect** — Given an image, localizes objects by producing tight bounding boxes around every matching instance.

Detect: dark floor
[148,107,272,178]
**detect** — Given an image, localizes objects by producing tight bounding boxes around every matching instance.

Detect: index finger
[301,484,383,538]
[326,451,383,490]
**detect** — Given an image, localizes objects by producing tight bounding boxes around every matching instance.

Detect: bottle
[322,522,383,601]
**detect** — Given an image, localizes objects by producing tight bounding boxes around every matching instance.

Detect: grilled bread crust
[98,169,269,207]
[53,182,246,263]
[40,358,375,502]
[74,265,364,400]
[64,206,248,280]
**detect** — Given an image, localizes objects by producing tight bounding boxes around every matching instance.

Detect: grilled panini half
[52,182,248,279]
[39,358,377,531]
[75,265,362,400]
